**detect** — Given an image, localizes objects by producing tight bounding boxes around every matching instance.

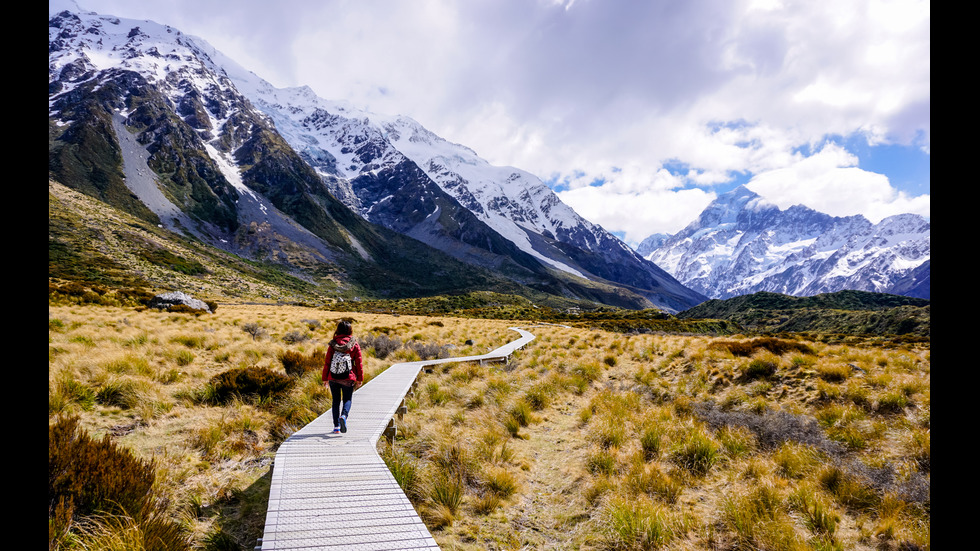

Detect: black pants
[328,380,354,427]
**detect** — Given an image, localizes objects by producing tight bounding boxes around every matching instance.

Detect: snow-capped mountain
[642,186,930,300]
[48,1,705,311]
[227,76,705,311]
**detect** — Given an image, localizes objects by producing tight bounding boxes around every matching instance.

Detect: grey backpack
[328,340,354,378]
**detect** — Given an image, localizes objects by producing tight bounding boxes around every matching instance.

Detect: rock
[149,291,212,313]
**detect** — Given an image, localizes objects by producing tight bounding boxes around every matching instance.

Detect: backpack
[328,340,354,378]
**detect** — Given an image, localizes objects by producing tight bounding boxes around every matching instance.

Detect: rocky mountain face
[642,186,930,300]
[228,68,704,312]
[48,7,511,299]
[48,4,705,311]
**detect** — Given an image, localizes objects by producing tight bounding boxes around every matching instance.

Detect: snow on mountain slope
[222,62,684,288]
[643,186,930,299]
[50,1,706,311]
[224,74,601,278]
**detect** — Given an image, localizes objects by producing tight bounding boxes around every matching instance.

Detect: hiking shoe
[339,416,347,433]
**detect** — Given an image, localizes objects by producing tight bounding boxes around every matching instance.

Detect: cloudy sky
[59,0,930,246]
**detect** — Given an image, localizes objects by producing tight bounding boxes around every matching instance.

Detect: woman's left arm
[353,344,364,386]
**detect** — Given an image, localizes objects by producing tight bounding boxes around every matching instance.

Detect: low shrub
[48,415,189,550]
[710,337,815,357]
[49,415,154,518]
[279,349,325,377]
[360,333,402,359]
[406,340,451,360]
[208,367,295,404]
[242,322,266,341]
[694,401,843,456]
[281,330,310,344]
[166,304,208,315]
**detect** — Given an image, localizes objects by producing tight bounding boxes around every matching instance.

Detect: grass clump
[381,445,423,501]
[50,373,97,413]
[670,427,720,477]
[426,472,465,526]
[742,352,781,380]
[722,482,808,551]
[600,493,687,549]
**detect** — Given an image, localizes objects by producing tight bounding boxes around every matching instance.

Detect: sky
[55,0,930,246]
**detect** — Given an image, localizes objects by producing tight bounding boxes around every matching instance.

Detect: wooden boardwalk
[257,328,536,550]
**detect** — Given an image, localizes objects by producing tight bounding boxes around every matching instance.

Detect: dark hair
[335,320,353,336]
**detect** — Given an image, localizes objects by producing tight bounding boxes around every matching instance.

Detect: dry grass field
[48,302,930,550]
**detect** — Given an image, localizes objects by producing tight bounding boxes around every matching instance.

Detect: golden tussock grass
[50,304,930,550]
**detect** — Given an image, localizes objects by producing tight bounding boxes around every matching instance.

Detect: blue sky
[55,0,930,246]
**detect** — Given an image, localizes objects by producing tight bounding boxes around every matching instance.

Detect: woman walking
[322,321,363,434]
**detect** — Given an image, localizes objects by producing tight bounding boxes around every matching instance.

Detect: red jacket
[322,335,363,385]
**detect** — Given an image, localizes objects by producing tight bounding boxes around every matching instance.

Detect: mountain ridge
[228,71,705,312]
[48,4,705,311]
[642,185,930,300]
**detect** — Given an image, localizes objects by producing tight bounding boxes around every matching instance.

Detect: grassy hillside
[48,178,661,313]
[49,302,930,550]
[326,291,736,334]
[677,291,930,343]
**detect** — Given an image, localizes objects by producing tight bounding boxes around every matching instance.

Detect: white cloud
[66,0,929,240]
[746,143,929,223]
[558,174,714,246]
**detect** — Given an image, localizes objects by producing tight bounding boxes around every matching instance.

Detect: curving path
[257,328,536,550]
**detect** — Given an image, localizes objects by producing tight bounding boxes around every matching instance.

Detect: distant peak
[708,185,763,209]
[728,184,756,196]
